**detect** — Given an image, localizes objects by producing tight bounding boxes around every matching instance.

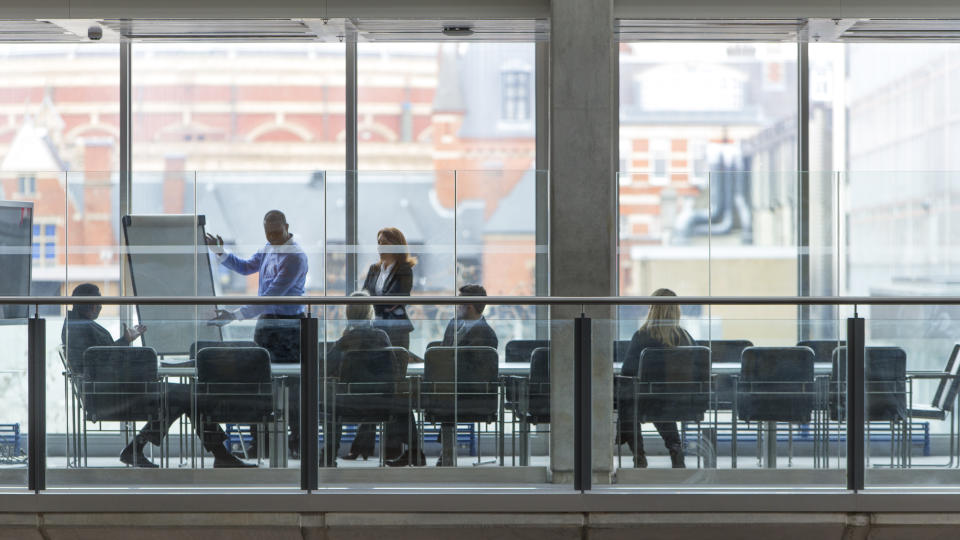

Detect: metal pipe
[23,295,960,306]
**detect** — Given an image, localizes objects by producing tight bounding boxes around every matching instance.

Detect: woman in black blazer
[362,226,416,350]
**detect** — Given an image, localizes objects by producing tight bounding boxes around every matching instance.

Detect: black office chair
[426,340,443,352]
[422,346,501,466]
[195,346,276,464]
[617,346,711,468]
[80,346,165,467]
[334,349,406,465]
[505,347,550,467]
[830,347,908,420]
[738,346,816,467]
[505,340,549,363]
[909,344,960,466]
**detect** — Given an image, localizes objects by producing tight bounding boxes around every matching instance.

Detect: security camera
[87,25,103,40]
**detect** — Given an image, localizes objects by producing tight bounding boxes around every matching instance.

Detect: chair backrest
[865,346,907,420]
[423,346,499,421]
[738,346,816,423]
[528,347,550,422]
[386,346,410,378]
[196,347,271,384]
[190,340,258,359]
[340,349,402,390]
[639,346,711,385]
[530,347,550,385]
[613,340,631,364]
[830,345,907,421]
[934,344,960,412]
[633,346,711,422]
[505,339,549,363]
[695,339,754,363]
[80,346,161,422]
[797,339,845,365]
[426,340,443,352]
[83,346,159,382]
[196,346,273,423]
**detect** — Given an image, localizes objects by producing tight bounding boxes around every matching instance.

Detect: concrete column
[549,0,617,484]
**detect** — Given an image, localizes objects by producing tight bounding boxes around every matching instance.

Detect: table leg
[764,421,777,468]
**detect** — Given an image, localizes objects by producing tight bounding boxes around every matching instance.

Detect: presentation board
[0,201,32,319]
[122,214,221,355]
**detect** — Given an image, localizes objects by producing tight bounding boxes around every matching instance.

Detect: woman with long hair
[362,227,416,350]
[617,288,692,468]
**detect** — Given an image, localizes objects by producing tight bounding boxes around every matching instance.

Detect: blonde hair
[639,288,685,347]
[345,290,373,322]
[377,227,418,267]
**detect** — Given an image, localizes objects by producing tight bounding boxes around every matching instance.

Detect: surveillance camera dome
[87,25,103,40]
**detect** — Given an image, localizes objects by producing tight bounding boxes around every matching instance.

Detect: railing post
[300,315,319,491]
[27,314,45,492]
[847,313,865,491]
[574,313,591,491]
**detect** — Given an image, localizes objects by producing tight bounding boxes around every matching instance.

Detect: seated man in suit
[62,283,252,468]
[441,284,498,349]
[434,284,499,466]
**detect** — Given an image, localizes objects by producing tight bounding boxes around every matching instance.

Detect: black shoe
[343,446,372,461]
[213,453,257,468]
[669,447,686,469]
[386,449,426,467]
[634,452,648,468]
[319,449,338,468]
[119,441,159,468]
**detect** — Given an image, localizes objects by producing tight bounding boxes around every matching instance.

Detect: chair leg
[788,424,793,468]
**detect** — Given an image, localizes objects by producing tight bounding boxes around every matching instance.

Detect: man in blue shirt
[205,209,308,458]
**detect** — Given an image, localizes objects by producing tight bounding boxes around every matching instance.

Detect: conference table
[157,359,835,469]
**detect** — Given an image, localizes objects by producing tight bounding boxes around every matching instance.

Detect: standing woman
[617,288,692,468]
[362,227,416,350]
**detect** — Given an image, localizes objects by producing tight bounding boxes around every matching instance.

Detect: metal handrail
[6,295,960,306]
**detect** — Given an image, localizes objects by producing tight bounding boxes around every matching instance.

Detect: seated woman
[323,291,424,466]
[617,288,691,468]
[61,283,252,468]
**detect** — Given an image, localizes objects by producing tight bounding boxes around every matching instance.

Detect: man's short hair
[71,283,101,316]
[71,283,101,297]
[346,290,372,321]
[458,284,487,314]
[263,210,287,224]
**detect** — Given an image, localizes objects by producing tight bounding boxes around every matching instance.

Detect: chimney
[163,153,186,214]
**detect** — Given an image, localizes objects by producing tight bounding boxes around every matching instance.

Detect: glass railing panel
[864,303,960,487]
[0,311,28,487]
[453,170,546,297]
[318,304,565,487]
[602,304,846,488]
[49,305,299,488]
[617,170,710,299]
[842,171,960,298]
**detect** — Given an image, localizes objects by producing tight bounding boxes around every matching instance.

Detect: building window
[651,139,669,185]
[501,70,531,121]
[32,221,56,266]
[18,175,35,196]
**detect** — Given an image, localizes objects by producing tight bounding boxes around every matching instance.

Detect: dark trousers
[255,315,302,451]
[617,417,682,454]
[138,383,228,452]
